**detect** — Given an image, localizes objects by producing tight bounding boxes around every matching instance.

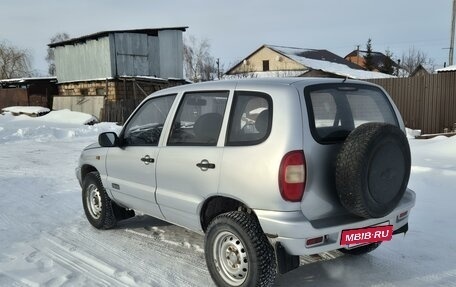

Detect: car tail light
[306,236,324,247]
[279,150,306,202]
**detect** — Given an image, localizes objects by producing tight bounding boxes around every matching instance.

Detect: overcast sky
[0,0,452,75]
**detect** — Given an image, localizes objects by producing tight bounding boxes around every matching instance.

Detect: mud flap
[393,223,408,235]
[275,242,300,274]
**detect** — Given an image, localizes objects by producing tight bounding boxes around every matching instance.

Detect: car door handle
[140,155,155,165]
[196,159,215,171]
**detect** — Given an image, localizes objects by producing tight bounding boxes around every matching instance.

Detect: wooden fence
[100,75,455,134]
[101,98,144,123]
[369,72,456,134]
[0,88,28,110]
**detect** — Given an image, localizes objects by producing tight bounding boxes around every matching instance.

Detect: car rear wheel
[205,211,276,287]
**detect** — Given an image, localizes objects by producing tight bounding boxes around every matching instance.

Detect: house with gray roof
[225,44,394,80]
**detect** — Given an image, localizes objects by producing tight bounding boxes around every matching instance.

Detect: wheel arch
[200,196,256,233]
[81,164,99,183]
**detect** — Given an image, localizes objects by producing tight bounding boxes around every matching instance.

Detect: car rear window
[304,84,398,143]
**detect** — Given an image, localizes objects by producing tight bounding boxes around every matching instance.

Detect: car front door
[105,94,176,218]
[156,90,230,231]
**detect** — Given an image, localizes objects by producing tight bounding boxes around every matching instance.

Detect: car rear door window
[305,84,398,143]
[168,91,229,146]
[226,91,272,146]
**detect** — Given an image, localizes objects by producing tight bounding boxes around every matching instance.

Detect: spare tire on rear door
[335,123,411,218]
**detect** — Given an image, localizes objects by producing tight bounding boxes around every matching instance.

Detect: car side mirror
[98,132,119,147]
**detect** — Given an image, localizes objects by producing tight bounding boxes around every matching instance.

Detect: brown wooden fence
[0,88,28,110]
[101,98,144,123]
[369,73,456,134]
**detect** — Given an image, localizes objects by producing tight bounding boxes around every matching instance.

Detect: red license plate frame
[340,225,393,246]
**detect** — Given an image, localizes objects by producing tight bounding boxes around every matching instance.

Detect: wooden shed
[0,77,58,110]
[48,27,189,121]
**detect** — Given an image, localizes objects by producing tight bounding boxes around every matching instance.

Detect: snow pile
[2,106,50,115]
[37,109,98,125]
[406,128,421,139]
[0,110,119,143]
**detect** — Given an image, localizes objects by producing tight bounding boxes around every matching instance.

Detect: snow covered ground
[0,111,455,286]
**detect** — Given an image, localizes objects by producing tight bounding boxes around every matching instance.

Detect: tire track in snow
[43,241,133,287]
[75,226,209,286]
[43,225,211,287]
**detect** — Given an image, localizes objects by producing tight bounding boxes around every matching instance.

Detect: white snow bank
[0,110,119,143]
[2,106,50,115]
[406,128,421,139]
[2,109,97,125]
[38,109,98,125]
[409,134,456,169]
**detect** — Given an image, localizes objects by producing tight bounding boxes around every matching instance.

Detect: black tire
[205,211,276,287]
[339,242,381,255]
[82,171,117,229]
[336,123,411,218]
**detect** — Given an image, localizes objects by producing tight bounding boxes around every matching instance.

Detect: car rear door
[105,94,176,218]
[155,89,231,231]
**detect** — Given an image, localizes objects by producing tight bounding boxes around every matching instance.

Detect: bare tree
[0,40,33,79]
[400,47,435,76]
[183,35,218,82]
[46,33,70,76]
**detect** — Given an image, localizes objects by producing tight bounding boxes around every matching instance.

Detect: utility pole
[450,0,456,65]
[216,58,220,79]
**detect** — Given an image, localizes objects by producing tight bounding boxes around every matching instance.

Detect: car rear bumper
[254,188,416,256]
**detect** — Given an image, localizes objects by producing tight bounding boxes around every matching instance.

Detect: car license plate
[340,225,393,246]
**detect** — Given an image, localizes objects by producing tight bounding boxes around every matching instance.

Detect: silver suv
[76,78,415,287]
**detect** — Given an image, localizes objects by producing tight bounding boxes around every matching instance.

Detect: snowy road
[0,113,455,286]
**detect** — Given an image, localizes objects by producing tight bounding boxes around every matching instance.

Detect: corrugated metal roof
[48,27,188,48]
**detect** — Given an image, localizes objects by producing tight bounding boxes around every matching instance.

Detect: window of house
[122,94,176,146]
[263,60,270,71]
[168,91,229,146]
[226,91,272,146]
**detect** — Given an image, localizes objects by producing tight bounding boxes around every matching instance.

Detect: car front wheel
[82,171,117,229]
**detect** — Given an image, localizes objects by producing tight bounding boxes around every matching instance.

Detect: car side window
[168,91,229,146]
[123,94,176,146]
[226,91,272,146]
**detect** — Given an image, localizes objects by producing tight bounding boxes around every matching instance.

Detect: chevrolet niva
[76,78,415,287]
